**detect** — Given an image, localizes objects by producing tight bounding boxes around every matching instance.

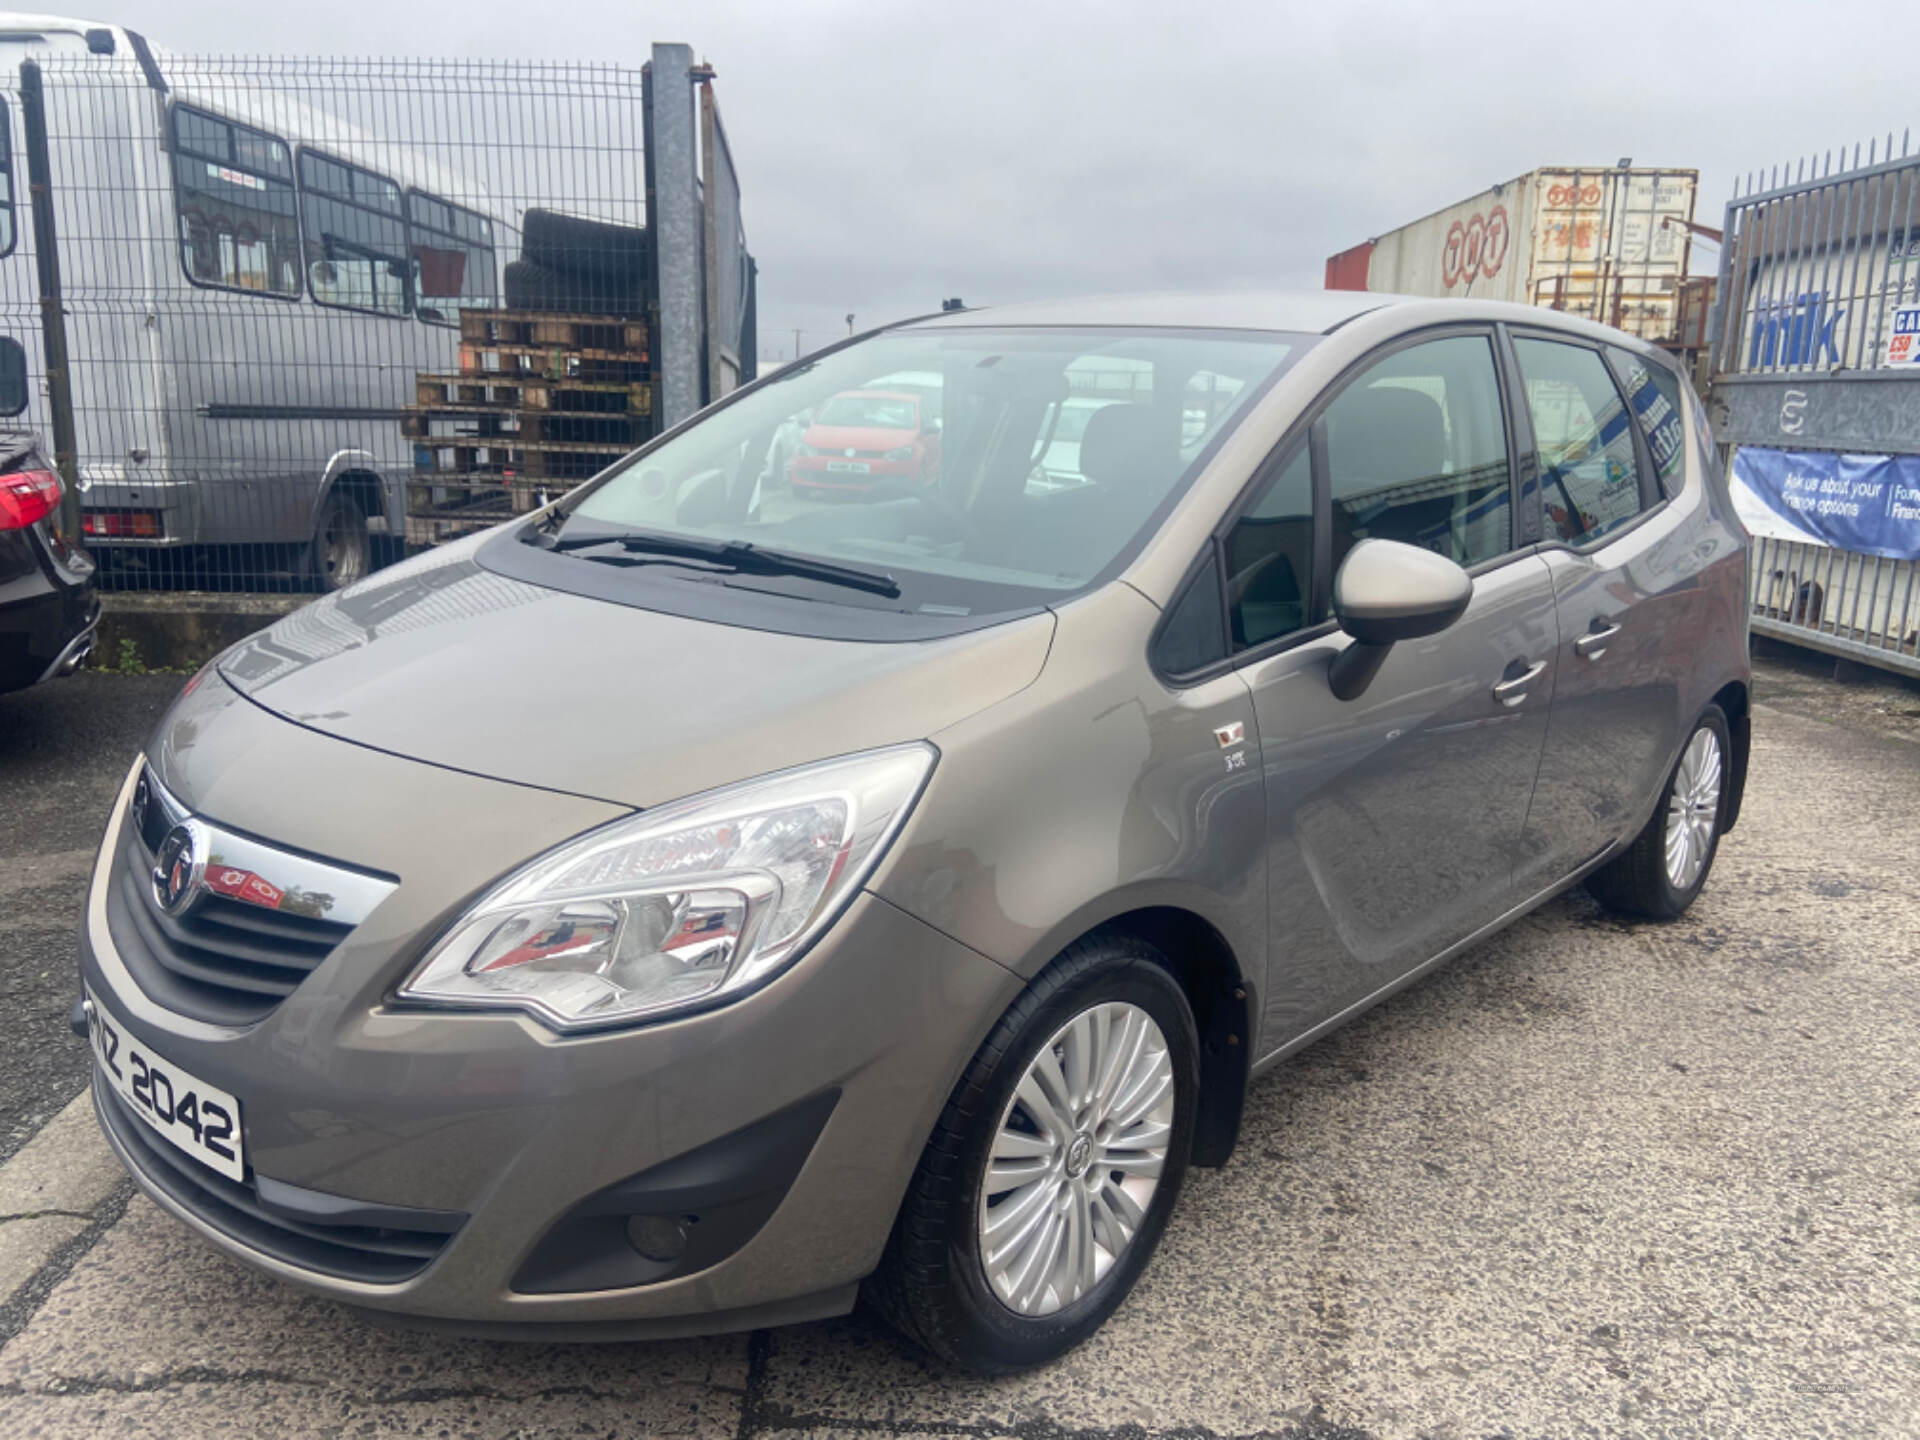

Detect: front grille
[108,765,396,1027]
[108,838,351,1025]
[95,1076,460,1284]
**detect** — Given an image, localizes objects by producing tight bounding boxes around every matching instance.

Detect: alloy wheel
[1664,726,1723,891]
[978,1001,1175,1317]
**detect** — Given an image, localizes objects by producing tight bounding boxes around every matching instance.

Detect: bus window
[406,190,496,325]
[298,151,408,317]
[0,100,14,257]
[169,105,300,297]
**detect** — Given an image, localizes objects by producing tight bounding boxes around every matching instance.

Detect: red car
[789,389,941,496]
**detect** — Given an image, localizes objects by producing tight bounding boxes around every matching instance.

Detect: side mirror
[1327,539,1473,701]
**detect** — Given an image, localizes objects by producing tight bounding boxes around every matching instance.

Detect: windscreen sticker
[207,162,266,192]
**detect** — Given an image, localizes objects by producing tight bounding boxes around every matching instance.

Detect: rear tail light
[81,508,163,539]
[0,468,61,532]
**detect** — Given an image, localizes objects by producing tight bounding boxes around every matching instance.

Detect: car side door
[1215,329,1560,1046]
[1504,330,1691,891]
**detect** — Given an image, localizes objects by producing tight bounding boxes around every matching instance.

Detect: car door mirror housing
[1328,539,1474,700]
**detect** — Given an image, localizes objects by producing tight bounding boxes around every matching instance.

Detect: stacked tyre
[506,210,650,317]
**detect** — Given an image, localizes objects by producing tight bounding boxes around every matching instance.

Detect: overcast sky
[93,0,1920,363]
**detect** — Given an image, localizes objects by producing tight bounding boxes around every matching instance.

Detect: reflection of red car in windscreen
[789,390,940,495]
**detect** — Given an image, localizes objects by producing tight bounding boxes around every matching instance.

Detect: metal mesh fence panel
[1,52,654,593]
[1715,133,1920,376]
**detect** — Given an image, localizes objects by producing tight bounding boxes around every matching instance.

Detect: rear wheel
[308,490,370,593]
[1587,705,1729,919]
[867,936,1197,1372]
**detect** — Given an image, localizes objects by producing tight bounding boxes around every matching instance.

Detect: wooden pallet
[409,438,631,481]
[413,373,651,416]
[403,408,649,448]
[403,475,578,544]
[458,343,651,385]
[408,305,652,532]
[460,309,646,353]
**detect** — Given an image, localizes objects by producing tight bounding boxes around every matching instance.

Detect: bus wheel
[309,491,370,592]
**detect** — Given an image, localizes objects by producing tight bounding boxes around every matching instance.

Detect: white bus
[0,15,505,587]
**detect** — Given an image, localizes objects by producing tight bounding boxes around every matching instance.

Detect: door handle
[1575,621,1624,660]
[1491,660,1547,707]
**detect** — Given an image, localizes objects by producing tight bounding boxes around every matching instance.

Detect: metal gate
[1710,134,1920,676]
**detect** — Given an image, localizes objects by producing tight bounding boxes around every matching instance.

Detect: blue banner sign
[1731,447,1920,561]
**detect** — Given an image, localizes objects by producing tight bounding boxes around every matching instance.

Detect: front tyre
[868,936,1198,1372]
[1587,704,1731,920]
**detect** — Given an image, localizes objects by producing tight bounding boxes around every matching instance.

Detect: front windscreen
[558,325,1305,618]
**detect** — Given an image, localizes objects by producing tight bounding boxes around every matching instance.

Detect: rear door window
[1513,337,1648,545]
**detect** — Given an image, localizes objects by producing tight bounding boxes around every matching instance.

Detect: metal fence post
[18,58,80,540]
[646,42,702,430]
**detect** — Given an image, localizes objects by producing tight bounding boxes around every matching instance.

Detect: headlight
[399,744,936,1032]
[883,445,914,461]
[796,443,821,458]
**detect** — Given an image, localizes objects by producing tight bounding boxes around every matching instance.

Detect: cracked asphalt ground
[2,660,1917,1439]
[0,673,182,1164]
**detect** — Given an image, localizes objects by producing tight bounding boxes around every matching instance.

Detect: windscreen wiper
[533,527,901,598]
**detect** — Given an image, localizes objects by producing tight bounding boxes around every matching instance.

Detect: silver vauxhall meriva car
[77,292,1751,1371]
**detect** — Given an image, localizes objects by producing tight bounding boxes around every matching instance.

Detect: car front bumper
[79,757,1022,1334]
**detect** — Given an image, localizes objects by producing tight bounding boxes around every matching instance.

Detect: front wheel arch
[1028,908,1250,1169]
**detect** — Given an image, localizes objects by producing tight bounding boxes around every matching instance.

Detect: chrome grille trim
[110,764,398,1025]
[132,767,397,928]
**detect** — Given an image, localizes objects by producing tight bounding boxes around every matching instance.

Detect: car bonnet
[215,542,1056,809]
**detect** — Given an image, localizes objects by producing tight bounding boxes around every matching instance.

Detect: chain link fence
[0,43,751,595]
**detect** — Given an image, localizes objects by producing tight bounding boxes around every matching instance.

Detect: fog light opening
[625,1213,693,1263]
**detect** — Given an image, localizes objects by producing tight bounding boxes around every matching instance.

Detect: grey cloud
[95,0,1920,362]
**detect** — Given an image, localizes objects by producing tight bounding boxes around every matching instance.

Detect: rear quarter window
[1606,345,1687,496]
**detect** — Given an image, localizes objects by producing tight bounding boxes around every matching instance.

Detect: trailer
[1326,167,1700,346]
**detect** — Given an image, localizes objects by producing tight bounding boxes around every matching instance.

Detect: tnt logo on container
[1441,205,1509,289]
[1546,182,1603,207]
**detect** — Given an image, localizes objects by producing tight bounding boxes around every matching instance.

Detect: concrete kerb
[89,593,303,675]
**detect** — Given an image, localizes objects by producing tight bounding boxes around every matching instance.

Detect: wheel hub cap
[1064,1133,1093,1178]
[977,1000,1175,1318]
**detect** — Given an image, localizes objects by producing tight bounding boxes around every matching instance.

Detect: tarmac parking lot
[1,657,1916,1439]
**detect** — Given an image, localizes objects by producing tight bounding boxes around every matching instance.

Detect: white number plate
[826,460,870,473]
[86,986,245,1183]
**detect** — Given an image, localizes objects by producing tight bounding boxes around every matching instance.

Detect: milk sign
[1887,305,1920,367]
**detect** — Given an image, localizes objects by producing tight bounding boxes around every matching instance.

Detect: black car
[0,435,97,695]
